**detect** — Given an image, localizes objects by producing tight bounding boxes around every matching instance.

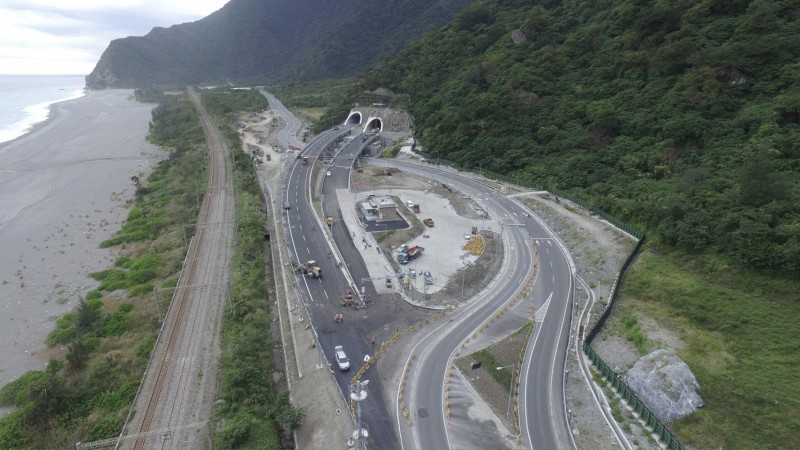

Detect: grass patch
[295,107,327,121]
[622,315,648,355]
[620,249,800,449]
[200,88,302,448]
[0,90,207,448]
[471,350,510,387]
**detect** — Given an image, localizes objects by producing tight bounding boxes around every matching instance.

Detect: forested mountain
[362,0,800,273]
[86,0,473,88]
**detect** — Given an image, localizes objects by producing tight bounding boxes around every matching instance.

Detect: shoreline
[0,88,87,152]
[0,77,86,149]
[0,89,164,389]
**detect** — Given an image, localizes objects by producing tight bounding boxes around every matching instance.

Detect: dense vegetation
[362,0,800,274]
[86,0,473,89]
[271,79,359,133]
[198,89,303,448]
[0,89,299,448]
[0,93,205,447]
[341,1,800,447]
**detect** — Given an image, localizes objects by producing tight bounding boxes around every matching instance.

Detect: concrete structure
[344,104,413,134]
[359,195,399,222]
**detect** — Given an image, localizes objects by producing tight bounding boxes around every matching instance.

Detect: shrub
[84,415,124,441]
[102,308,131,337]
[46,313,77,346]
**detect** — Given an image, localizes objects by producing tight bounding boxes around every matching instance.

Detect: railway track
[124,90,234,449]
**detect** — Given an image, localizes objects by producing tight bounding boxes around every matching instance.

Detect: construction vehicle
[303,156,309,166]
[396,245,424,264]
[326,216,334,227]
[301,260,322,278]
[340,291,359,308]
[423,218,435,228]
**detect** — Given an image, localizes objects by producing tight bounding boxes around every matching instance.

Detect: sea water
[0,75,86,145]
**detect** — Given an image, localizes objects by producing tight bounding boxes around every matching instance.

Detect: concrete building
[359,195,398,223]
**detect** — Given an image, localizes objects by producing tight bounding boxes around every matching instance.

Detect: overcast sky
[0,0,230,76]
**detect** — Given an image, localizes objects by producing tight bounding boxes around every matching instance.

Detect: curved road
[379,161,575,449]
[266,89,574,448]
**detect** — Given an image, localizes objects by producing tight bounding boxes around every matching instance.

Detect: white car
[334,345,350,371]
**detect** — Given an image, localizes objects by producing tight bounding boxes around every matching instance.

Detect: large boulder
[624,349,703,422]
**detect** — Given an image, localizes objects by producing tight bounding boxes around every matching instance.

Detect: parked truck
[396,245,424,264]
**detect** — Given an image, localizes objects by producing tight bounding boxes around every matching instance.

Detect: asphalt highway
[266,89,574,448]
[258,88,304,149]
[276,120,401,447]
[378,161,575,450]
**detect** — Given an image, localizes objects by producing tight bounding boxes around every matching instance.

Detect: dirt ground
[252,104,671,448]
[350,161,647,447]
[337,160,668,448]
[351,166,502,305]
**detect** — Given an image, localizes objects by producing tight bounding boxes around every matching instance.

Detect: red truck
[397,245,424,264]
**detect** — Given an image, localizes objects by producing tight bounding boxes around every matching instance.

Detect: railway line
[120,89,235,449]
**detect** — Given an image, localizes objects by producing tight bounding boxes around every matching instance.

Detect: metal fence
[584,343,684,450]
[578,229,683,450]
[418,155,683,448]
[584,236,645,343]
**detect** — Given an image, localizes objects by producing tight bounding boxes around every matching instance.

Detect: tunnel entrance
[345,112,362,125]
[364,118,383,133]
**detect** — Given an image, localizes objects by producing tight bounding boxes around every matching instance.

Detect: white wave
[0,87,85,145]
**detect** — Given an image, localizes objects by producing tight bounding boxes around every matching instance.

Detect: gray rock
[624,349,703,422]
[511,29,527,45]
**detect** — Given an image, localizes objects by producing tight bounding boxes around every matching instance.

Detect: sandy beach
[0,90,164,388]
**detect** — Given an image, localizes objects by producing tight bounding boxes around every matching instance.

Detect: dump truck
[301,260,322,278]
[396,245,424,264]
[303,156,309,166]
[423,218,435,228]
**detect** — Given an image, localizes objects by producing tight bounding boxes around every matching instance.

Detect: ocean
[0,75,86,145]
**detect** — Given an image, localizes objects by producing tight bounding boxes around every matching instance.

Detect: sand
[0,89,164,388]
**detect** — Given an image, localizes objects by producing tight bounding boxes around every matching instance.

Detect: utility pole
[349,380,370,450]
[497,364,516,422]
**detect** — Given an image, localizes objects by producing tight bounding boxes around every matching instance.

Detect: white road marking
[535,291,553,323]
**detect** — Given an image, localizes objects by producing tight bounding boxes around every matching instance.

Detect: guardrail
[418,155,682,449]
[580,233,684,450]
[396,153,683,448]
[584,343,683,450]
[414,157,643,240]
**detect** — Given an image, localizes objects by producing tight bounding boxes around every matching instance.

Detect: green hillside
[86,0,473,88]
[362,0,800,274]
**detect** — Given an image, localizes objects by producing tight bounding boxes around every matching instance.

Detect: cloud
[0,0,229,75]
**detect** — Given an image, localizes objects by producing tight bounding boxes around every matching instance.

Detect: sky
[0,0,230,76]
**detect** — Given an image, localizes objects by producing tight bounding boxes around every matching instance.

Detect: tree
[76,298,101,334]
